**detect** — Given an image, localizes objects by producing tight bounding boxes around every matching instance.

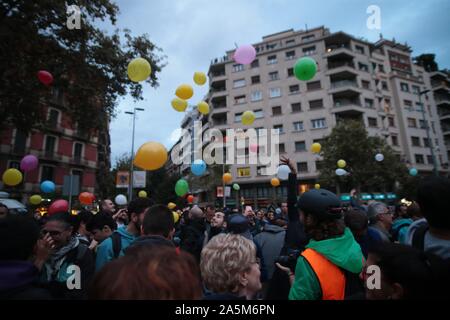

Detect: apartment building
[205,26,449,206]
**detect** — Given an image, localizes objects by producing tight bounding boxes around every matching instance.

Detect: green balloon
[294,57,317,81]
[175,179,189,197]
[233,183,240,191]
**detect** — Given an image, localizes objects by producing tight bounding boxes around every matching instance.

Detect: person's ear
[391,283,404,299]
[238,271,248,288]
[168,228,175,240]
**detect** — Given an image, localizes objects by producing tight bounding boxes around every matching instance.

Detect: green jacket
[288,228,363,300]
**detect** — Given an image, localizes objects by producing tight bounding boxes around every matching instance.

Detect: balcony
[331,101,364,116]
[324,45,354,59]
[436,97,450,106]
[71,156,89,166]
[40,151,62,161]
[431,80,450,93]
[329,80,360,95]
[442,125,450,136]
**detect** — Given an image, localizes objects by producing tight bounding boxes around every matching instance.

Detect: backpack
[111,232,122,259]
[411,223,430,251]
[341,268,365,300]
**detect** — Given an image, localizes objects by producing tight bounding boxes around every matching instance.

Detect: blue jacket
[95,226,137,272]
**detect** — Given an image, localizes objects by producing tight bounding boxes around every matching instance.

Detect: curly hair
[304,213,346,241]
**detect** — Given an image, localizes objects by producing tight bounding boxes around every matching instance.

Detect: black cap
[297,189,342,220]
[227,214,252,240]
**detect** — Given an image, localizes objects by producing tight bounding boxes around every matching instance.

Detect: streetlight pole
[125,107,145,201]
[418,90,438,176]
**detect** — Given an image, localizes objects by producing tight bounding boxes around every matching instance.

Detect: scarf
[44,236,79,282]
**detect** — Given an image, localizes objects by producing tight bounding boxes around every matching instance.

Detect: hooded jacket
[288,228,364,300]
[254,224,286,280]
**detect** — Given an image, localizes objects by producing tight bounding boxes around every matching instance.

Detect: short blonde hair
[200,233,256,294]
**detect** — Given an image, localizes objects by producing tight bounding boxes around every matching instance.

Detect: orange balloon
[271,178,280,187]
[187,195,194,203]
[79,192,93,205]
[223,173,232,184]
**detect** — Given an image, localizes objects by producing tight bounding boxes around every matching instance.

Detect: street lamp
[125,107,145,201]
[417,89,438,176]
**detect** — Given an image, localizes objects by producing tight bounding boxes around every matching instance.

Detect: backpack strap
[111,232,122,259]
[411,223,429,251]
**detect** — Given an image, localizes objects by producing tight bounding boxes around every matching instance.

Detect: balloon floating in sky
[409,168,418,176]
[127,57,151,82]
[20,154,39,172]
[79,192,95,205]
[271,178,280,187]
[29,194,42,205]
[310,143,321,154]
[2,168,23,186]
[294,57,317,81]
[40,180,55,193]
[197,101,210,115]
[134,141,168,171]
[187,194,194,203]
[175,179,189,197]
[337,160,347,169]
[233,45,256,65]
[171,98,188,112]
[115,194,127,206]
[48,199,69,216]
[375,153,384,162]
[222,173,232,184]
[314,184,321,190]
[37,70,53,86]
[241,110,255,125]
[175,84,194,100]
[138,190,147,198]
[191,159,207,176]
[277,165,291,181]
[193,72,207,85]
[233,183,240,191]
[336,168,347,176]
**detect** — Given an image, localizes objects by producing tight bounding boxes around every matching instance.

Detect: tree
[413,54,438,72]
[0,0,166,133]
[317,120,410,194]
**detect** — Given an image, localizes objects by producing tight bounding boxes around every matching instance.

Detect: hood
[263,224,286,233]
[306,228,363,273]
[0,261,39,291]
[126,235,174,253]
[392,218,413,231]
[116,225,138,241]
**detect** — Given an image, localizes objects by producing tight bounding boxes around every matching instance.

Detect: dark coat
[179,218,206,261]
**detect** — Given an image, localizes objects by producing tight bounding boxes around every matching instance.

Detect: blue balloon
[409,168,418,176]
[41,180,55,193]
[191,159,206,176]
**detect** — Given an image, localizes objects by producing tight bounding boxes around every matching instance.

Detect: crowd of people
[1,158,449,300]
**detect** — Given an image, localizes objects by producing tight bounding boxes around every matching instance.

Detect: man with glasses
[367,202,393,243]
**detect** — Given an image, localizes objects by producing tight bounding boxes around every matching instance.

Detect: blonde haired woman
[200,233,262,300]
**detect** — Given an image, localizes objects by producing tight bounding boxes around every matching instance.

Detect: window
[297,162,308,173]
[302,34,315,42]
[267,55,277,64]
[295,141,306,152]
[13,130,27,153]
[427,155,433,164]
[48,109,59,128]
[307,81,321,91]
[286,39,295,45]
[423,138,430,148]
[285,50,295,60]
[272,106,282,116]
[45,136,56,155]
[400,82,409,92]
[269,88,281,98]
[415,154,424,164]
[416,102,424,112]
[237,167,251,177]
[234,95,246,104]
[279,143,285,153]
[407,118,417,128]
[233,79,246,88]
[309,99,323,110]
[404,100,413,107]
[368,117,378,127]
[411,136,421,147]
[266,43,277,50]
[251,59,259,68]
[255,127,264,136]
[419,120,427,129]
[291,103,301,113]
[412,85,420,94]
[364,98,374,109]
[251,75,260,84]
[233,64,244,72]
[391,135,399,146]
[303,46,316,56]
[311,118,326,129]
[358,63,369,72]
[269,71,279,81]
[362,80,371,89]
[234,113,243,123]
[388,116,395,127]
[253,109,264,119]
[41,165,54,182]
[74,142,83,160]
[287,68,294,77]
[273,124,284,134]
[355,45,365,54]
[378,64,385,73]
[293,121,304,131]
[251,91,262,102]
[381,81,388,90]
[289,84,300,94]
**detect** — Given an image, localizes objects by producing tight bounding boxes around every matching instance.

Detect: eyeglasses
[42,230,62,237]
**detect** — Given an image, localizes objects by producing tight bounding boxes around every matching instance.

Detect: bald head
[190,205,204,219]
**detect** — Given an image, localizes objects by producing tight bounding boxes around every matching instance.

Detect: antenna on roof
[305,24,308,31]
[234,42,238,48]
[379,33,383,40]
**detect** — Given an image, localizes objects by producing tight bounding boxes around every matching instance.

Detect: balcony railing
[213,119,227,126]
[210,56,230,65]
[334,101,361,108]
[330,80,358,89]
[211,71,226,77]
[327,61,355,70]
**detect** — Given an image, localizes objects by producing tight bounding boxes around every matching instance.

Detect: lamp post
[125,107,145,201]
[418,89,438,176]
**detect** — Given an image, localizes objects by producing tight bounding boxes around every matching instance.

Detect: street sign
[216,186,224,197]
[224,186,231,197]
[133,171,146,188]
[116,171,129,188]
[63,175,80,196]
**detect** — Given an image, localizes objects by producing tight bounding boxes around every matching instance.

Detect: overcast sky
[104,0,450,165]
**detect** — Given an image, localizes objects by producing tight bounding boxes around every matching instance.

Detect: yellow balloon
[193,72,207,85]
[168,202,176,210]
[29,194,42,205]
[311,143,322,154]
[242,111,255,125]
[197,101,209,115]
[173,211,180,224]
[127,57,151,82]
[175,84,194,100]
[271,178,280,187]
[337,159,346,168]
[171,98,188,112]
[134,142,168,171]
[2,168,23,186]
[138,190,147,198]
[314,184,320,190]
[222,173,232,184]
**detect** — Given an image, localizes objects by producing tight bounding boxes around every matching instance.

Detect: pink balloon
[37,70,53,86]
[233,45,256,65]
[48,199,69,216]
[20,155,39,172]
[249,144,258,153]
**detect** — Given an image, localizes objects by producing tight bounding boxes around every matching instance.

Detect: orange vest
[301,248,345,300]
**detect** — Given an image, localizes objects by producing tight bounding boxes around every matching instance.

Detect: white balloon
[115,194,127,206]
[277,165,291,180]
[336,168,347,176]
[375,153,384,162]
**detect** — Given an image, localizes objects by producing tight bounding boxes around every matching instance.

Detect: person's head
[101,199,115,214]
[281,202,288,215]
[363,243,449,300]
[395,203,408,219]
[0,215,40,261]
[243,206,254,218]
[86,212,116,243]
[42,212,74,249]
[256,210,265,221]
[211,211,226,228]
[267,211,275,221]
[367,202,393,230]
[142,204,175,239]
[127,197,153,232]
[344,209,369,242]
[417,176,450,231]
[189,205,204,220]
[0,203,9,219]
[200,234,261,299]
[74,209,94,236]
[406,201,422,221]
[205,204,215,223]
[227,214,252,240]
[297,189,345,241]
[90,246,202,299]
